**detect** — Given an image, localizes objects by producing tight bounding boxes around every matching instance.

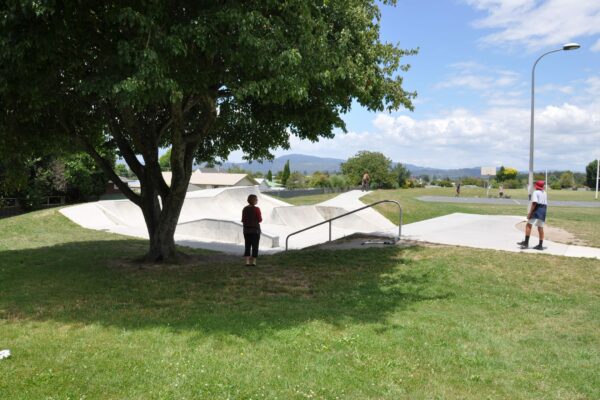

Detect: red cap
[534,180,545,190]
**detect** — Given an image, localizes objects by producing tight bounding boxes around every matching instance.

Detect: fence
[0,196,66,218]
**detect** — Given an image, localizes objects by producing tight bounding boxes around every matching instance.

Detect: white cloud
[436,63,520,90]
[537,83,574,94]
[269,100,600,170]
[434,62,525,107]
[592,39,600,52]
[463,0,600,51]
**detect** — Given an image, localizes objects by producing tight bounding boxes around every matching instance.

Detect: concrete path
[399,213,600,260]
[418,196,600,208]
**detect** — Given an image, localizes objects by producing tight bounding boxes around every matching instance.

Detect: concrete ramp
[176,219,280,248]
[60,187,395,254]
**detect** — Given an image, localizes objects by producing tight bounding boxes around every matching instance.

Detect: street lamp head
[562,42,581,51]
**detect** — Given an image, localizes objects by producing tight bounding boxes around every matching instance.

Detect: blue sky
[229,0,600,171]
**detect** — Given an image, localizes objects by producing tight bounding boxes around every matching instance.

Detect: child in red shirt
[241,194,262,266]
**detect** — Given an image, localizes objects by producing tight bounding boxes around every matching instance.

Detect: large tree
[0,1,416,261]
[341,151,396,189]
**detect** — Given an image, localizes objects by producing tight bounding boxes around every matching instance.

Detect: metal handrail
[285,200,402,250]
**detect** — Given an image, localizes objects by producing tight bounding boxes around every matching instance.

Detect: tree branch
[107,118,145,179]
[73,134,142,206]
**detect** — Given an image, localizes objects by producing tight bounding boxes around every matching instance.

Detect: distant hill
[221,154,346,174]
[405,165,483,179]
[218,154,488,178]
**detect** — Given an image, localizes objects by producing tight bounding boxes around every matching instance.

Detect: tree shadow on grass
[0,240,453,339]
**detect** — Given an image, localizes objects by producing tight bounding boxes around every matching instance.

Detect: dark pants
[243,232,260,258]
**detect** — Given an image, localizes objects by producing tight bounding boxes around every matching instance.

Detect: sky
[227,0,600,172]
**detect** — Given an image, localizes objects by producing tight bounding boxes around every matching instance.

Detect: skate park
[60,186,600,260]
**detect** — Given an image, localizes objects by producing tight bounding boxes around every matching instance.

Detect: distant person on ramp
[455,183,461,197]
[242,194,262,266]
[518,180,547,250]
[361,171,371,192]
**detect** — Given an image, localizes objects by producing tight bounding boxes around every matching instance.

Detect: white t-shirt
[531,189,547,205]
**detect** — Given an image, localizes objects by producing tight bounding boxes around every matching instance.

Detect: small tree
[559,171,575,189]
[266,170,273,182]
[282,160,291,186]
[392,163,411,188]
[329,174,349,188]
[286,171,306,189]
[586,160,598,188]
[497,166,518,182]
[309,171,330,188]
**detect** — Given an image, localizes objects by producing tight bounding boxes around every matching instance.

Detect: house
[189,171,258,188]
[161,170,258,190]
[255,178,284,192]
[119,171,258,194]
[254,178,271,192]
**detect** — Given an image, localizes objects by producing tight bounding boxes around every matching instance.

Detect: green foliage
[114,163,133,178]
[435,179,453,188]
[285,171,306,189]
[586,160,598,188]
[309,171,331,188]
[559,171,575,189]
[266,170,273,182]
[63,153,110,202]
[282,160,291,186]
[7,153,109,209]
[159,148,172,171]
[329,174,350,188]
[341,151,395,188]
[392,163,411,188]
[500,179,523,189]
[460,177,484,186]
[227,165,253,175]
[497,166,518,182]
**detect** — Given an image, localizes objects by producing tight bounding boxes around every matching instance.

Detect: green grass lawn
[1,208,599,399]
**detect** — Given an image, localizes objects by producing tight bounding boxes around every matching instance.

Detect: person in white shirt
[518,180,548,250]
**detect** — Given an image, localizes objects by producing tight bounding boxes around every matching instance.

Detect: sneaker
[533,244,544,250]
[519,244,529,249]
[517,240,527,246]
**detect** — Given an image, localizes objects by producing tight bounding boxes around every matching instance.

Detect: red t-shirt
[241,205,262,229]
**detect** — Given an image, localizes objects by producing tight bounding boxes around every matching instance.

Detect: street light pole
[528,43,581,199]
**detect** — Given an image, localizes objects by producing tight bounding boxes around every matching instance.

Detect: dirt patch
[515,222,587,246]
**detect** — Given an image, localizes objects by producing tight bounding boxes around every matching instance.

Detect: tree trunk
[140,170,190,263]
